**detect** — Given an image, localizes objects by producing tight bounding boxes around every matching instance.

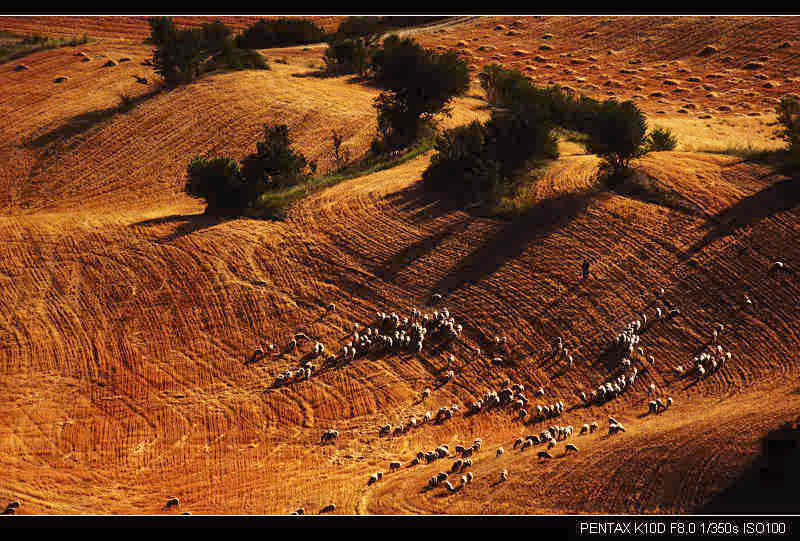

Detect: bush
[234,18,326,49]
[185,125,312,216]
[239,124,311,190]
[331,16,385,47]
[323,38,371,76]
[186,156,249,216]
[585,100,649,182]
[422,110,558,203]
[646,127,678,151]
[776,95,800,155]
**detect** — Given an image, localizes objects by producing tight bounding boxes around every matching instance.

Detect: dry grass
[1,16,800,516]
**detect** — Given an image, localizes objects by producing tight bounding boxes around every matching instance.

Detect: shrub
[239,124,311,190]
[151,25,205,85]
[646,126,678,151]
[776,95,800,155]
[585,100,649,182]
[422,110,558,203]
[186,156,249,216]
[331,16,385,47]
[186,125,312,216]
[323,38,371,76]
[234,18,326,49]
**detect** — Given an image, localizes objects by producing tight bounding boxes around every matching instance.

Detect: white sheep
[496,447,504,457]
[565,443,579,454]
[499,469,508,482]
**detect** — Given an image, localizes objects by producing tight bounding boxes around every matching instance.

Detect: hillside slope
[0,16,799,515]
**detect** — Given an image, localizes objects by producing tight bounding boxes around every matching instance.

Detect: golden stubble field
[0,15,799,515]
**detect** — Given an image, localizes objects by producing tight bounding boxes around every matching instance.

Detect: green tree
[585,100,649,182]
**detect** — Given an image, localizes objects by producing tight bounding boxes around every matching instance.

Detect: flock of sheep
[267,260,792,513]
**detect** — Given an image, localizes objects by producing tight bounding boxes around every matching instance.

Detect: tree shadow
[373,216,474,283]
[26,85,164,150]
[433,191,604,297]
[700,422,800,514]
[132,213,226,243]
[681,175,800,259]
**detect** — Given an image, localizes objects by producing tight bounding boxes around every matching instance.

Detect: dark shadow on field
[700,421,800,514]
[432,191,605,297]
[26,86,164,150]
[373,216,474,283]
[132,213,225,242]
[681,175,800,259]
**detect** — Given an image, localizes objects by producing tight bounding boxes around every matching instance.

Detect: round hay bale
[533,55,548,63]
[662,79,679,86]
[687,76,702,82]
[743,61,764,70]
[81,56,91,62]
[717,105,732,111]
[54,76,69,83]
[104,59,118,67]
[14,64,30,71]
[512,49,530,56]
[505,30,521,36]
[698,45,718,56]
[539,44,553,51]
[542,33,554,39]
[118,57,132,62]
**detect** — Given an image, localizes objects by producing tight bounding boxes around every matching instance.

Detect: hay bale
[505,30,521,37]
[778,41,792,49]
[698,45,718,56]
[687,76,702,82]
[104,59,118,67]
[583,32,599,38]
[14,64,30,71]
[118,57,132,62]
[539,44,553,51]
[456,40,468,47]
[81,56,91,62]
[54,76,69,83]
[75,51,88,57]
[662,79,679,86]
[494,25,506,31]
[533,55,548,63]
[570,58,588,65]
[763,80,780,89]
[542,33,554,39]
[512,49,530,56]
[743,61,764,70]
[477,45,496,52]
[650,91,666,98]
[717,105,732,111]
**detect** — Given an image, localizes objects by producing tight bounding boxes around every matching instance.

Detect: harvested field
[1,15,799,517]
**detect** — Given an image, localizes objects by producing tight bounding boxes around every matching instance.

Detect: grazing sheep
[390,461,402,471]
[520,439,532,451]
[496,447,504,457]
[327,303,336,313]
[165,497,180,509]
[538,451,553,459]
[649,400,658,414]
[368,473,380,485]
[666,397,673,408]
[466,472,474,484]
[565,443,579,454]
[590,421,598,433]
[431,293,443,304]
[451,459,464,472]
[499,469,508,482]
[580,424,589,435]
[320,504,336,514]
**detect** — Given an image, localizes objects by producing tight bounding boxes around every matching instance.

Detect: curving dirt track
[1,16,800,515]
